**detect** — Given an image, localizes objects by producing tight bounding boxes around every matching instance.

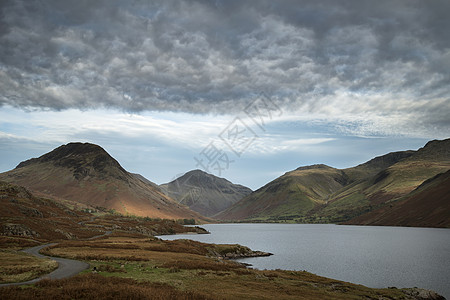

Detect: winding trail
[0,230,112,287]
[0,244,88,287]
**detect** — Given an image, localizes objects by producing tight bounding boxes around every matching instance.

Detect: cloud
[0,106,233,149]
[0,0,449,137]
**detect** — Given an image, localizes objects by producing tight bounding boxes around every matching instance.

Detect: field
[0,249,57,283]
[1,232,440,300]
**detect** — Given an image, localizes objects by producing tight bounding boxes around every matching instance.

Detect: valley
[0,140,448,299]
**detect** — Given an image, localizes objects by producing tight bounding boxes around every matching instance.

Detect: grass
[0,249,58,283]
[313,192,370,223]
[39,236,258,266]
[0,273,212,300]
[67,260,415,300]
[0,236,41,250]
[23,233,430,299]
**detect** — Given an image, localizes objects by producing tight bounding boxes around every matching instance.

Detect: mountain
[216,139,450,227]
[343,150,415,182]
[216,164,347,221]
[0,181,208,241]
[131,173,162,192]
[160,170,252,217]
[344,170,450,228]
[0,180,96,240]
[0,142,203,220]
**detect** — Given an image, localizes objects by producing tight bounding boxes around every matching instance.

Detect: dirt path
[0,231,112,287]
[0,243,88,287]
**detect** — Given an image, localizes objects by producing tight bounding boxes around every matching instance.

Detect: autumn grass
[40,236,256,263]
[78,260,412,300]
[0,236,41,250]
[0,249,58,283]
[0,232,428,299]
[27,234,420,299]
[0,273,213,300]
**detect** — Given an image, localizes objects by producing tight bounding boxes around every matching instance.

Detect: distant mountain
[216,164,347,220]
[216,139,450,227]
[160,170,252,217]
[0,143,203,220]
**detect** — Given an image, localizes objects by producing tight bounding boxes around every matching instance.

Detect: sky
[0,0,449,190]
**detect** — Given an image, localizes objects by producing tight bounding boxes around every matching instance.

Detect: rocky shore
[221,250,273,259]
[207,244,272,260]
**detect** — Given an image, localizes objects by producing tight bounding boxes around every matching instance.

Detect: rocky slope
[0,143,203,220]
[160,170,252,217]
[0,180,209,241]
[0,181,101,240]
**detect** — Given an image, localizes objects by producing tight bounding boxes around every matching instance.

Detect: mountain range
[0,139,448,228]
[216,139,450,227]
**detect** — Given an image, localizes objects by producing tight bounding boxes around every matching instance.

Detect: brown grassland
[0,182,444,299]
[0,249,58,283]
[0,233,429,300]
[0,274,212,300]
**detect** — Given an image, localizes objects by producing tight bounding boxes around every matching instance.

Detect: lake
[159,223,450,298]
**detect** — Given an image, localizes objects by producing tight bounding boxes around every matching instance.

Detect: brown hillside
[0,181,101,241]
[345,170,450,228]
[0,181,207,243]
[0,143,203,220]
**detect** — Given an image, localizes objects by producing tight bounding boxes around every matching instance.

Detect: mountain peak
[1,143,203,219]
[185,169,209,177]
[16,142,127,180]
[162,169,252,217]
[41,142,107,161]
[423,139,445,148]
[417,138,450,160]
[172,169,220,187]
[352,150,415,171]
[295,164,333,171]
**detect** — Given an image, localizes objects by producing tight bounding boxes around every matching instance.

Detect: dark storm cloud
[0,0,449,123]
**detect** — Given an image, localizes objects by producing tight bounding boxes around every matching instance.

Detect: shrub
[0,273,214,299]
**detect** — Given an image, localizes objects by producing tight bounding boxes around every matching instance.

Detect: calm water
[159,224,450,298]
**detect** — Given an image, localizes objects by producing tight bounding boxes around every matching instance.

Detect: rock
[19,206,43,218]
[193,226,210,234]
[55,228,74,239]
[1,223,40,237]
[64,209,77,216]
[214,247,273,260]
[127,225,154,236]
[400,288,446,300]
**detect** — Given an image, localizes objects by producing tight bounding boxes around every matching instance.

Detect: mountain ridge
[216,138,450,227]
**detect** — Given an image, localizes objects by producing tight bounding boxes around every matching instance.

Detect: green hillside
[216,139,450,227]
